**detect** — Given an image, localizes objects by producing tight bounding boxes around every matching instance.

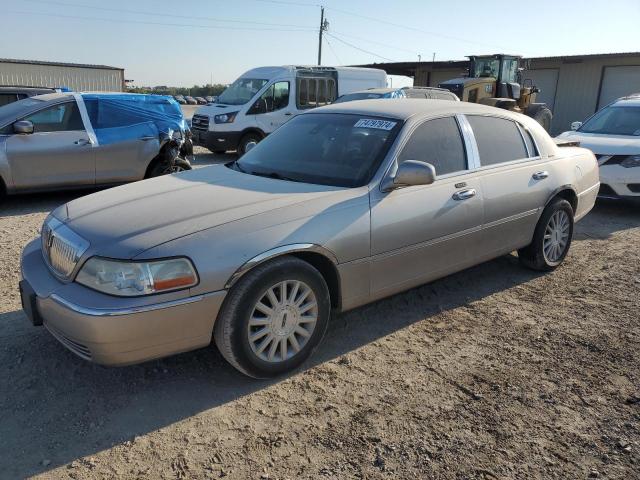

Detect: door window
[23,102,84,133]
[0,94,18,107]
[467,116,528,166]
[249,81,290,114]
[398,116,467,176]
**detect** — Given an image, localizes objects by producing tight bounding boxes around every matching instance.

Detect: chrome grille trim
[41,216,90,280]
[191,114,210,131]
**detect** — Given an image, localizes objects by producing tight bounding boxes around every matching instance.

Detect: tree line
[126,84,228,97]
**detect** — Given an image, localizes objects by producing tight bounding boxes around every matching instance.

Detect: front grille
[628,184,640,193]
[191,114,209,132]
[45,322,92,360]
[41,217,89,280]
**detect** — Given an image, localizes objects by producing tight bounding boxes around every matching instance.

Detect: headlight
[76,257,198,297]
[214,111,238,124]
[621,155,640,168]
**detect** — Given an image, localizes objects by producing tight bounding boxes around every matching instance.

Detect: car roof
[613,94,640,106]
[345,88,398,95]
[314,98,513,120]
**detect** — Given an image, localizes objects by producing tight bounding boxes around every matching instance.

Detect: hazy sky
[2,0,639,87]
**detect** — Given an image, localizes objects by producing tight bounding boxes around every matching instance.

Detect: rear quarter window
[467,115,529,166]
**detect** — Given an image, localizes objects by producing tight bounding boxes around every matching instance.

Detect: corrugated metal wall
[530,55,640,134]
[0,62,124,91]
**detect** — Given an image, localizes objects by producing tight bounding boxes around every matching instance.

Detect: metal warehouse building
[362,52,640,134]
[0,58,125,92]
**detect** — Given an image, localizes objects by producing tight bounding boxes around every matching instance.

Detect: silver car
[0,93,191,198]
[20,100,600,378]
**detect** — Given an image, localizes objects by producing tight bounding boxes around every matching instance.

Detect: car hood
[557,131,640,155]
[55,165,348,259]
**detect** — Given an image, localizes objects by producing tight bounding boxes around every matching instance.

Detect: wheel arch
[546,185,578,213]
[225,244,342,311]
[240,128,266,141]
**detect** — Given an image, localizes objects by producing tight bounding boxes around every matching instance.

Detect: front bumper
[599,164,640,198]
[20,239,226,366]
[191,129,241,152]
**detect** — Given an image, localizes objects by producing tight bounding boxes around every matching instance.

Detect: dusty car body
[0,93,191,196]
[333,88,406,104]
[20,100,599,377]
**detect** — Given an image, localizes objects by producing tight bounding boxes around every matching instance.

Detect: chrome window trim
[463,114,545,172]
[516,122,532,157]
[377,113,474,192]
[456,113,481,170]
[49,292,218,317]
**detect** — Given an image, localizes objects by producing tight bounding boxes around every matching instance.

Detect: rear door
[83,98,160,183]
[369,115,484,298]
[6,100,95,189]
[466,115,554,255]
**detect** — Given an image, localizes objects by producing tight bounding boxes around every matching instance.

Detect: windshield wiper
[250,170,299,182]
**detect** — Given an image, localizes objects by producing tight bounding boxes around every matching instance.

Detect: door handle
[284,112,293,116]
[452,188,476,201]
[74,139,92,146]
[139,136,156,141]
[532,171,549,180]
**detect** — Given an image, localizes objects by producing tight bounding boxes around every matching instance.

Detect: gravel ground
[1,155,638,479]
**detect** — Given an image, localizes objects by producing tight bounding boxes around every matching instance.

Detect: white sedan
[557,94,640,200]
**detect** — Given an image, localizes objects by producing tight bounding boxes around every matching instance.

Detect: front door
[6,101,95,189]
[253,81,293,134]
[369,116,484,298]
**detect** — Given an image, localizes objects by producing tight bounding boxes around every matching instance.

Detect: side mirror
[13,120,34,134]
[382,160,436,192]
[571,121,582,131]
[245,141,258,153]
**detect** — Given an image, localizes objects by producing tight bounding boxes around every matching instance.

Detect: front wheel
[518,198,574,271]
[237,132,262,156]
[214,256,331,378]
[529,106,553,132]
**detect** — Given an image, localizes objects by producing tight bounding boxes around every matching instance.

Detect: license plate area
[19,280,43,326]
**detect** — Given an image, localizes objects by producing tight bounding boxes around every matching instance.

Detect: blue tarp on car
[81,93,187,145]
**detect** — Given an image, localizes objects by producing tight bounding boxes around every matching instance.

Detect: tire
[518,198,574,271]
[214,256,331,378]
[529,106,552,132]
[147,157,192,178]
[237,132,262,156]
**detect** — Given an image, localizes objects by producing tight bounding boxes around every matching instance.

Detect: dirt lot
[1,154,639,479]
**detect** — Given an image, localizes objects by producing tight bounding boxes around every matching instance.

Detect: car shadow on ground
[1,200,638,478]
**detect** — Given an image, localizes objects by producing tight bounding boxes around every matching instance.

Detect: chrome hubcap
[248,280,317,363]
[543,210,570,263]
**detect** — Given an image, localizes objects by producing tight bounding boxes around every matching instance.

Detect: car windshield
[333,92,385,104]
[579,105,640,136]
[472,58,500,78]
[233,113,402,187]
[217,78,268,105]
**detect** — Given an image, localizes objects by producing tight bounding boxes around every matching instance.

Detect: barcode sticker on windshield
[354,119,397,130]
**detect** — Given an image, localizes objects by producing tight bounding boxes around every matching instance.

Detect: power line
[324,33,395,62]
[325,5,529,54]
[26,0,316,29]
[4,10,317,32]
[330,30,420,57]
[249,0,320,6]
[324,36,342,65]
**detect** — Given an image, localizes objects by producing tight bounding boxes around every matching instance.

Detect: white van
[191,65,387,154]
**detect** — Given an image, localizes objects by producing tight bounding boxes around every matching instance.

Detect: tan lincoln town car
[20,100,599,378]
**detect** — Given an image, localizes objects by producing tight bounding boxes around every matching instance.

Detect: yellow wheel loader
[439,54,552,131]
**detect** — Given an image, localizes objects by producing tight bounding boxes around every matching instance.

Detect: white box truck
[191,65,387,154]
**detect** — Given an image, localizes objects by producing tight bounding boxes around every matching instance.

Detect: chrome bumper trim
[49,292,219,317]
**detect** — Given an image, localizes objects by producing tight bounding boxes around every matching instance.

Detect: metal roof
[0,58,123,71]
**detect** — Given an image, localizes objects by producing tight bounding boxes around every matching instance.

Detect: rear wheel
[214,256,330,378]
[518,198,574,271]
[147,157,192,178]
[529,106,552,132]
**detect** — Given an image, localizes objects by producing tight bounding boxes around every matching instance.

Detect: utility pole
[317,6,328,65]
